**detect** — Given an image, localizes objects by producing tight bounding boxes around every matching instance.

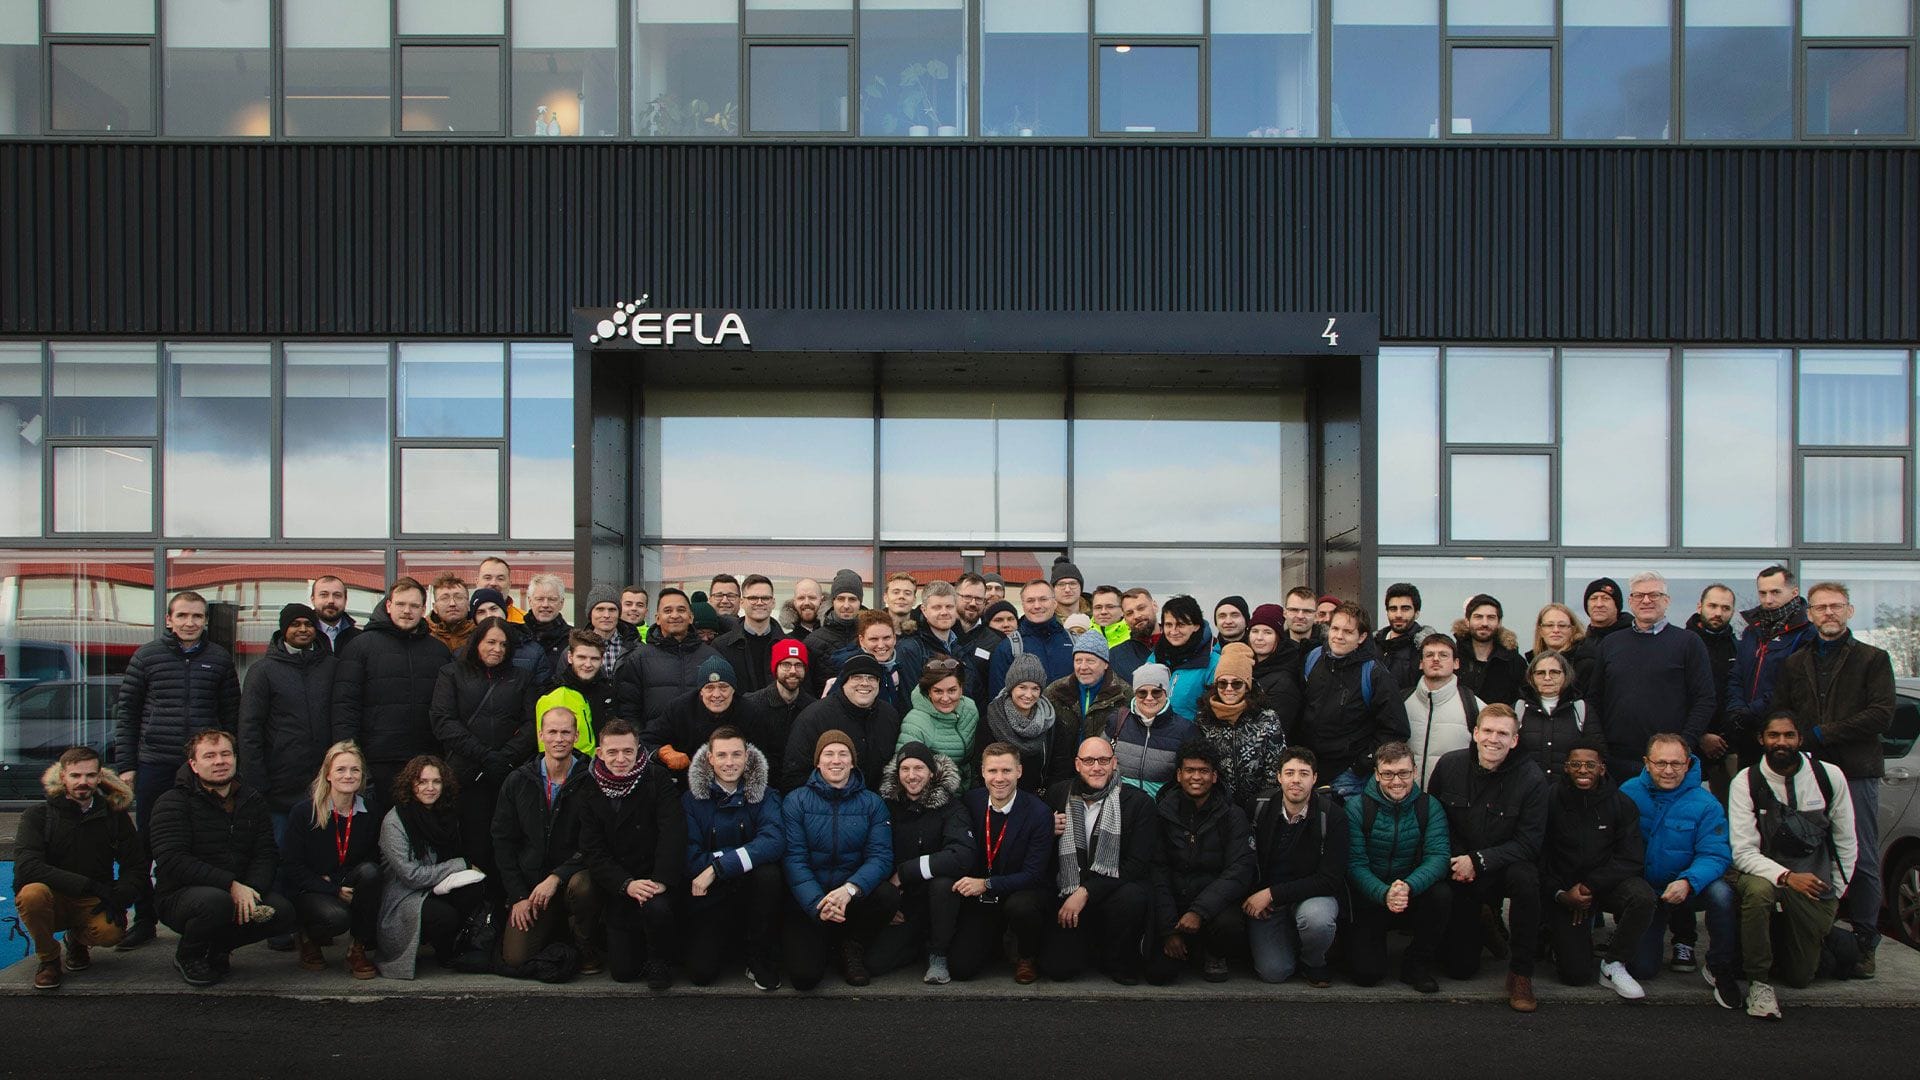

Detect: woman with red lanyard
[280,741,385,978]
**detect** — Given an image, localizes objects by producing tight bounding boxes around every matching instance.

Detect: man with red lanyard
[492,706,600,973]
[948,742,1055,983]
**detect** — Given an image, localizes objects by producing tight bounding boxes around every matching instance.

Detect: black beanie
[1584,578,1623,609]
[895,741,936,775]
[1465,593,1503,619]
[1050,555,1084,586]
[1215,595,1250,620]
[279,602,318,633]
[839,653,886,683]
[981,599,1018,625]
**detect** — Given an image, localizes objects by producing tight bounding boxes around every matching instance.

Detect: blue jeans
[1247,895,1339,983]
[1631,877,1737,982]
[1329,768,1368,799]
[1844,777,1881,950]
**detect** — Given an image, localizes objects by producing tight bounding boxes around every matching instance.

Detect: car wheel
[1890,848,1920,948]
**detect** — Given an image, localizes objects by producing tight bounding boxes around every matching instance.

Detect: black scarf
[1153,625,1211,672]
[1741,595,1809,640]
[397,799,461,862]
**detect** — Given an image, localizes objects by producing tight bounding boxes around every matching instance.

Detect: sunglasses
[1135,687,1166,699]
[925,657,960,673]
[1215,678,1248,691]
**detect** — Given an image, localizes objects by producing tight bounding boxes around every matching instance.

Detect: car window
[1887,695,1920,757]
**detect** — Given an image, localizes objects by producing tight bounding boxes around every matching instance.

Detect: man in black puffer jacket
[868,743,975,983]
[1299,604,1406,798]
[239,604,338,827]
[332,578,452,799]
[1147,740,1256,984]
[616,588,721,729]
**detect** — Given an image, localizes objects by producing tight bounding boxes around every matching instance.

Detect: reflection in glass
[1377,347,1439,546]
[748,45,850,133]
[53,447,152,533]
[1376,556,1552,634]
[51,344,155,438]
[1450,47,1550,135]
[1806,48,1909,137]
[165,549,387,678]
[634,0,739,136]
[745,0,852,36]
[399,0,505,35]
[284,344,389,539]
[51,43,153,132]
[1098,45,1200,134]
[1565,559,1766,634]
[1799,560,1920,676]
[1211,0,1316,138]
[981,0,1087,136]
[0,344,41,536]
[1331,0,1437,138]
[512,0,619,137]
[398,343,504,438]
[881,386,1065,542]
[1449,0,1552,35]
[1799,351,1910,446]
[860,0,966,137]
[1801,0,1910,37]
[643,545,871,615]
[1073,547,1308,612]
[1560,350,1668,546]
[1682,349,1790,547]
[400,549,573,612]
[1450,454,1550,542]
[1096,0,1201,35]
[400,45,504,134]
[1445,348,1551,443]
[163,0,271,136]
[283,0,390,137]
[1683,0,1791,140]
[47,0,154,33]
[509,344,573,541]
[1563,0,1669,140]
[400,448,500,535]
[164,344,270,537]
[1804,457,1904,544]
[0,1,42,136]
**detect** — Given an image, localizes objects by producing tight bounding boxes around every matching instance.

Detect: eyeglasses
[1645,759,1688,771]
[1135,687,1166,699]
[1533,669,1565,679]
[1376,768,1415,781]
[1076,755,1115,766]
[1809,603,1849,614]
[1564,760,1603,773]
[1215,678,1248,691]
[1629,591,1667,602]
[743,593,775,603]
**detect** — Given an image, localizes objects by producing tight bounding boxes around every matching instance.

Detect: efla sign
[588,298,750,347]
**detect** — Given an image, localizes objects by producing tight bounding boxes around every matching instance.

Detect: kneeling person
[1541,741,1655,998]
[683,727,786,989]
[950,744,1055,983]
[1148,739,1256,984]
[14,748,142,990]
[494,706,599,974]
[1244,748,1345,986]
[1043,736,1156,984]
[1346,741,1452,992]
[282,742,383,979]
[869,742,976,984]
[577,721,684,988]
[782,730,900,989]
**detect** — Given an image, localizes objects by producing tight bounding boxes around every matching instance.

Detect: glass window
[50,43,153,132]
[283,0,391,138]
[1450,453,1550,542]
[642,544,871,613]
[748,45,850,133]
[400,549,572,614]
[633,0,739,137]
[1681,349,1791,547]
[1074,389,1302,543]
[860,0,966,137]
[981,0,1087,136]
[1445,347,1550,443]
[400,448,500,535]
[1332,0,1438,139]
[163,344,270,537]
[1448,0,1552,35]
[1800,351,1910,446]
[1683,0,1791,140]
[1378,347,1440,546]
[398,343,504,438]
[745,0,851,36]
[1450,46,1551,135]
[401,45,504,134]
[508,344,573,541]
[162,0,271,136]
[1072,547,1308,613]
[164,549,386,679]
[0,0,41,136]
[1798,561,1920,677]
[0,344,42,536]
[1562,0,1670,141]
[1098,44,1200,134]
[1376,556,1552,633]
[1806,48,1910,137]
[1095,0,1200,35]
[1560,349,1669,547]
[1564,558,1767,633]
[53,447,152,533]
[1211,0,1316,138]
[47,0,154,33]
[399,0,505,35]
[50,344,155,438]
[1802,0,1910,37]
[513,0,619,137]
[284,344,389,539]
[1804,457,1905,544]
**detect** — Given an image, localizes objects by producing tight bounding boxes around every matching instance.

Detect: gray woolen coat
[375,807,469,980]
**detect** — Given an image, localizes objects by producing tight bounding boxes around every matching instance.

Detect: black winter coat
[114,633,241,770]
[1540,773,1644,898]
[1425,748,1549,875]
[1514,689,1604,783]
[1044,780,1158,904]
[879,753,976,889]
[802,616,858,696]
[1374,622,1435,691]
[14,785,145,909]
[239,636,338,810]
[1252,643,1304,720]
[148,765,277,901]
[1150,786,1256,933]
[734,684,817,784]
[1686,614,1738,741]
[615,631,722,728]
[490,753,592,904]
[332,610,453,768]
[712,622,795,695]
[782,687,903,792]
[279,796,382,896]
[644,690,743,765]
[576,760,687,910]
[429,659,536,785]
[1299,643,1407,780]
[1774,633,1896,780]
[1250,789,1347,906]
[512,614,572,691]
[1454,628,1528,707]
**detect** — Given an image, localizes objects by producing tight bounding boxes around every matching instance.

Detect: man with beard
[616,588,721,730]
[426,573,475,655]
[14,747,141,989]
[713,574,794,695]
[1725,567,1816,777]
[646,655,745,778]
[682,727,786,989]
[333,578,452,799]
[1147,740,1255,984]
[783,577,823,638]
[1281,588,1322,654]
[1584,578,1630,644]
[576,721,683,988]
[955,573,989,636]
[1687,583,1739,792]
[1108,588,1159,681]
[1453,595,1527,707]
[310,575,359,651]
[983,573,1007,606]
[736,640,817,784]
[1043,736,1156,984]
[1376,583,1438,690]
[1541,741,1654,999]
[783,655,904,792]
[804,569,867,695]
[1244,748,1344,986]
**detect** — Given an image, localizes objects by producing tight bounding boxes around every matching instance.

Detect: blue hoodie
[1619,756,1731,894]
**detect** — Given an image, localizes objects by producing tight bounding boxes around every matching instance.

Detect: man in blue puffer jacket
[782,729,898,990]
[682,729,784,989]
[1620,734,1741,1006]
[987,581,1075,700]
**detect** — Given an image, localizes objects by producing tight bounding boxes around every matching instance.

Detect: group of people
[13,557,1895,1019]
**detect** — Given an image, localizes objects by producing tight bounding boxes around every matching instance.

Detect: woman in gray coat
[376,754,486,979]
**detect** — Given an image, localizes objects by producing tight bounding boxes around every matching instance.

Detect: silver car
[1879,678,1920,946]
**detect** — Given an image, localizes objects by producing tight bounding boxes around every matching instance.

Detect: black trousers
[1040,880,1150,982]
[784,882,901,991]
[290,863,384,946]
[418,882,486,964]
[948,889,1049,980]
[867,878,964,976]
[1545,877,1659,985]
[1348,882,1453,986]
[604,892,679,983]
[158,886,297,960]
[684,865,785,985]
[1442,862,1541,979]
[1145,907,1248,985]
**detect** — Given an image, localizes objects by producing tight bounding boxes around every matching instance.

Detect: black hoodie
[1540,770,1644,899]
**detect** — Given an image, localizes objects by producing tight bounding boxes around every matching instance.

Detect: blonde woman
[279,741,383,978]
[1527,603,1596,691]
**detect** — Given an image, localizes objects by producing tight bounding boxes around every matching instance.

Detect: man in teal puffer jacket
[1346,740,1452,992]
[1619,733,1740,1007]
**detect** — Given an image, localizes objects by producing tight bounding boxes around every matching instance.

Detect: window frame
[43,33,159,135]
[1090,34,1207,138]
[1799,38,1916,140]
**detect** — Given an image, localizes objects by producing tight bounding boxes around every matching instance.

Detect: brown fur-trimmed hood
[41,759,133,810]
[1451,618,1519,653]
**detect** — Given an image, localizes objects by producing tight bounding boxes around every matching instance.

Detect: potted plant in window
[896,59,951,136]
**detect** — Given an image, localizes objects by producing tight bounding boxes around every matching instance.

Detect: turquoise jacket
[1346,775,1451,906]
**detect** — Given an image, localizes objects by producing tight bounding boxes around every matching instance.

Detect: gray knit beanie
[1005,653,1048,691]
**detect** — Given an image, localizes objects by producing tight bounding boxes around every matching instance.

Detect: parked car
[0,676,118,768]
[0,637,84,697]
[1878,678,1920,946]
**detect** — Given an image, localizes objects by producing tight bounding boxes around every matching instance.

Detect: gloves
[658,745,690,771]
[433,868,488,895]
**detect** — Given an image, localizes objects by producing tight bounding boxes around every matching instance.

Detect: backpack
[1005,629,1024,658]
[1747,756,1845,885]
[1359,791,1431,852]
[1305,646,1374,707]
[1255,789,1334,852]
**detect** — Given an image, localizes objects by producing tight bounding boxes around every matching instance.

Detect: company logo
[590,295,750,347]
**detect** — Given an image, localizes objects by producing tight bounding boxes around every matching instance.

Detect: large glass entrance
[880,549,1063,587]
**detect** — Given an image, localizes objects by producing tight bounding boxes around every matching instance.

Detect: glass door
[880,548,1062,586]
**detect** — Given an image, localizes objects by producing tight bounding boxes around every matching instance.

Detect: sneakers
[175,953,220,988]
[1746,980,1782,1020]
[1302,964,1333,989]
[347,943,377,980]
[1201,953,1230,983]
[298,937,327,972]
[1599,960,1646,1000]
[266,933,295,952]
[116,922,156,951]
[207,952,232,976]
[840,941,871,987]
[1506,972,1538,1013]
[1669,942,1698,973]
[1013,958,1039,985]
[1852,943,1878,980]
[644,960,674,991]
[63,942,92,972]
[923,954,951,985]
[1705,967,1746,1011]
[747,960,781,992]
[33,960,62,990]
